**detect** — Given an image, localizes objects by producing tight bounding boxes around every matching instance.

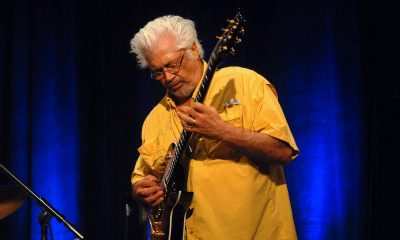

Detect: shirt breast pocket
[218,104,243,128]
[193,104,244,162]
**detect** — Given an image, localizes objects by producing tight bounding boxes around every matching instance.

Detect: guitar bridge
[148,206,166,240]
[149,220,165,239]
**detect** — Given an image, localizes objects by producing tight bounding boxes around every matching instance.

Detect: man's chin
[168,90,192,102]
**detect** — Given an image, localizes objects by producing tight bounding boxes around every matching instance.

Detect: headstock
[214,10,245,58]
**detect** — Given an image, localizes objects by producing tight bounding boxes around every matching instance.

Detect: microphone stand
[0,162,84,240]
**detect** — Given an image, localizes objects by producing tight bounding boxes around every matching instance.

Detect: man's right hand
[132,175,164,206]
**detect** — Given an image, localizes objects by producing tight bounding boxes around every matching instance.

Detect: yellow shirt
[132,64,299,240]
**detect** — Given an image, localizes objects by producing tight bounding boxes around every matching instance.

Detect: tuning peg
[235,37,242,44]
[230,48,236,55]
[216,46,228,54]
[216,36,222,40]
[227,19,237,24]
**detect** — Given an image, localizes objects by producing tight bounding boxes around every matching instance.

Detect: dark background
[1,0,399,239]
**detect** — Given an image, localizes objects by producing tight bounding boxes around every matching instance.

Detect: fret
[160,10,244,194]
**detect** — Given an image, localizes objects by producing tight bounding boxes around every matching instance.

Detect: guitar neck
[194,51,220,103]
[161,10,245,192]
[161,57,219,191]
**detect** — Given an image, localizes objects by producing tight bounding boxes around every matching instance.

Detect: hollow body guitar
[147,11,245,240]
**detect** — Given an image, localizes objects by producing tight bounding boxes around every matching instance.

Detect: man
[130,15,299,239]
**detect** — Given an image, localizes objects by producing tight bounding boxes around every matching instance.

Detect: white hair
[130,15,204,68]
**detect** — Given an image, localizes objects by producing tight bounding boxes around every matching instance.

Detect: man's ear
[191,42,200,59]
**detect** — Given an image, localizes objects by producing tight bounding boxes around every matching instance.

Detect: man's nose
[164,71,175,82]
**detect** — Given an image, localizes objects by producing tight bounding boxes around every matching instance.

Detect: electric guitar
[148,10,245,240]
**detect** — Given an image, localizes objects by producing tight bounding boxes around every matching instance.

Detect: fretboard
[161,51,219,192]
[160,10,245,192]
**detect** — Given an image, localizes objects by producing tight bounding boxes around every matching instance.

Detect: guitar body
[146,10,245,240]
[149,190,193,240]
[149,146,193,240]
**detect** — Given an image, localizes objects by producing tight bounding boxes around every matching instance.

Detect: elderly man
[130,15,299,240]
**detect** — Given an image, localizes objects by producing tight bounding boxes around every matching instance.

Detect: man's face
[145,35,202,103]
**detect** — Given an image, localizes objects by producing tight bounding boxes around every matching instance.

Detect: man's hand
[132,175,164,206]
[177,102,231,140]
[177,102,294,165]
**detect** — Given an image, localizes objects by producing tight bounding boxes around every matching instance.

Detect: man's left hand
[177,102,231,140]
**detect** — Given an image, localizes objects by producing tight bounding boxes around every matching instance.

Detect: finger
[138,176,159,187]
[177,111,194,124]
[150,192,165,206]
[152,196,165,206]
[135,182,156,194]
[191,118,197,125]
[143,175,159,182]
[191,102,206,113]
[179,105,200,119]
[188,118,198,129]
[144,190,164,206]
[178,106,191,114]
[137,184,161,196]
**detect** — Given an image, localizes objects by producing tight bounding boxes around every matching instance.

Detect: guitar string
[161,18,242,190]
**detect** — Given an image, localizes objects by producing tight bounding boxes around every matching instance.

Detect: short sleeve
[246,74,299,158]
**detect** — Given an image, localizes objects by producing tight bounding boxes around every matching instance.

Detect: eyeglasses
[150,52,185,80]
